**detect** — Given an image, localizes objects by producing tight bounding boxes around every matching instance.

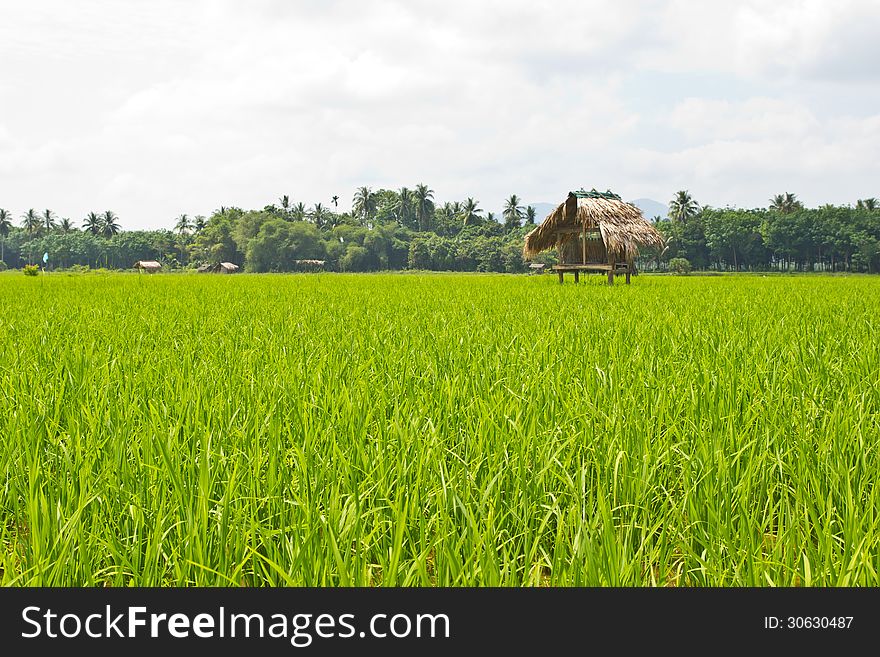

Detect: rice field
[1,272,878,586]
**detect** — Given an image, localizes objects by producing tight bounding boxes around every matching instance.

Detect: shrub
[668,257,692,274]
[23,264,39,276]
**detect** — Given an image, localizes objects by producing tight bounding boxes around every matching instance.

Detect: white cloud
[0,1,878,227]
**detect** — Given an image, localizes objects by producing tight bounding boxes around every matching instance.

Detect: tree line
[1,188,878,273]
[656,191,880,273]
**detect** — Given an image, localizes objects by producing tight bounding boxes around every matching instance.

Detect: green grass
[1,272,878,585]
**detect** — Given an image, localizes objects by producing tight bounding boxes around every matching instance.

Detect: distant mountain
[629,198,668,221]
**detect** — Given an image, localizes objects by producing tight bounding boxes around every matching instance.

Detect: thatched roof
[523,190,664,260]
[134,260,161,271]
[218,262,239,272]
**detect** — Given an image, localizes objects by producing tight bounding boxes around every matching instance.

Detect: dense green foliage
[1,273,878,585]
[656,193,880,273]
[2,190,879,273]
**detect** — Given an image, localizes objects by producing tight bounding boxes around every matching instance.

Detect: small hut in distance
[134,260,161,273]
[523,189,664,285]
[197,262,240,273]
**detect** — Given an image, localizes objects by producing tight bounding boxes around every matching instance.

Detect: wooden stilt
[558,270,564,284]
[574,271,579,284]
[625,270,631,284]
[607,270,614,286]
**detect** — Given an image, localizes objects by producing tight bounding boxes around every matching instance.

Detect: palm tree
[42,209,57,232]
[486,212,496,223]
[174,214,192,234]
[413,183,434,231]
[0,208,12,263]
[525,206,537,225]
[193,215,207,233]
[22,208,41,235]
[460,197,482,226]
[856,198,878,211]
[352,186,376,226]
[396,187,413,227]
[292,202,306,222]
[668,190,700,223]
[503,194,524,230]
[331,195,339,208]
[769,192,802,214]
[58,217,75,232]
[101,210,121,237]
[279,195,290,211]
[83,211,102,235]
[310,203,328,230]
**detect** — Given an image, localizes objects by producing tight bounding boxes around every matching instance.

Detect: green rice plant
[0,272,878,586]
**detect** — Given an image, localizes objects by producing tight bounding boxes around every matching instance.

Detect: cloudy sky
[1,0,879,230]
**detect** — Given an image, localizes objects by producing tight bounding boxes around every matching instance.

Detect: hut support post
[582,227,587,265]
[558,270,564,284]
[608,257,615,286]
[625,270,631,284]
[574,271,579,284]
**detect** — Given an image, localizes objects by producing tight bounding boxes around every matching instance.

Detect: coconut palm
[83,212,102,235]
[352,186,376,226]
[42,209,57,232]
[0,208,12,263]
[525,206,537,225]
[856,198,878,211]
[310,203,328,230]
[101,210,121,237]
[668,190,700,223]
[58,218,75,232]
[413,183,434,232]
[292,202,306,222]
[174,214,192,234]
[279,195,290,211]
[460,197,482,226]
[503,194,524,230]
[396,188,413,228]
[22,209,41,235]
[193,215,207,233]
[769,192,802,214]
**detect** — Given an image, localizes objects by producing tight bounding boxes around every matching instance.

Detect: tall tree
[352,186,376,226]
[58,217,75,232]
[525,206,537,225]
[396,187,413,228]
[193,215,207,233]
[0,208,11,263]
[101,210,121,237]
[279,195,290,211]
[503,194,524,230]
[413,183,434,232]
[42,208,57,232]
[669,190,700,223]
[856,198,878,211]
[310,203,328,230]
[175,214,192,234]
[460,197,482,226]
[22,209,40,235]
[292,202,306,222]
[769,192,803,214]
[83,211,102,235]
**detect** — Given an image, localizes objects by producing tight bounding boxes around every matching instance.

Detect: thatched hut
[523,189,664,285]
[134,260,161,273]
[197,262,240,273]
[292,259,326,272]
